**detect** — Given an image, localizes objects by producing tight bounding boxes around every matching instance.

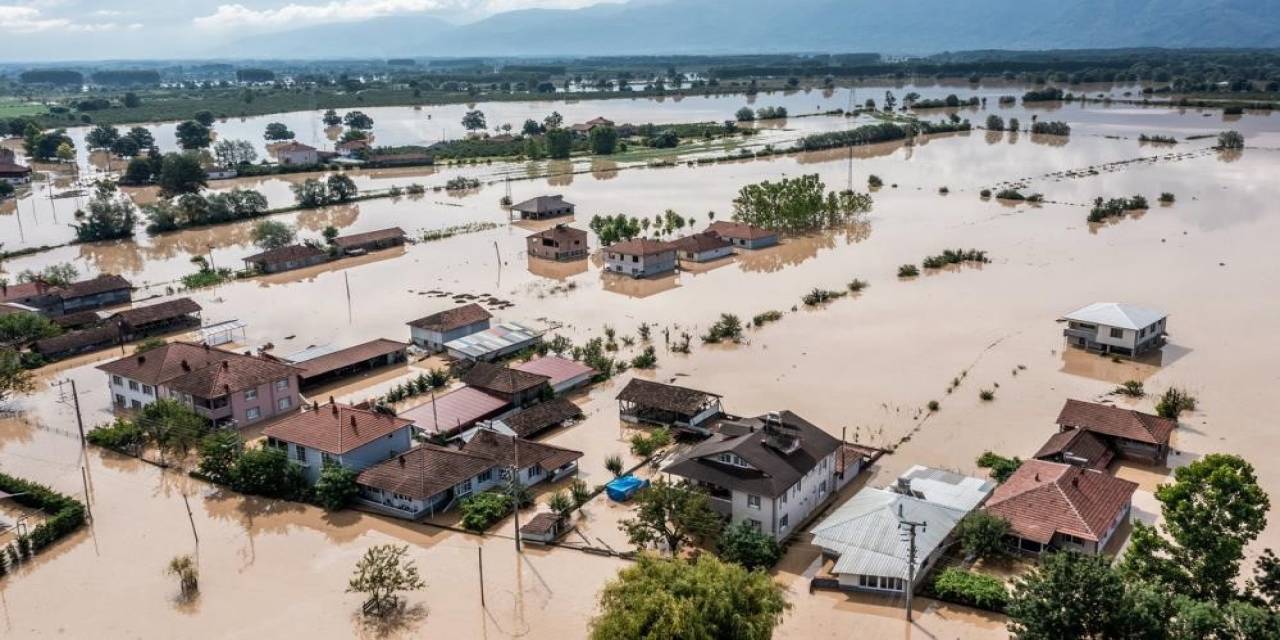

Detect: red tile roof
[406,303,492,333]
[462,361,549,395]
[357,444,498,500]
[145,347,302,398]
[331,227,406,250]
[243,244,326,265]
[459,428,583,473]
[293,339,408,380]
[706,221,777,241]
[264,402,411,455]
[97,341,235,386]
[61,274,131,298]
[1056,399,1176,446]
[399,386,508,436]
[606,238,676,257]
[513,356,596,388]
[112,297,201,327]
[984,460,1137,544]
[673,232,732,254]
[1034,429,1114,470]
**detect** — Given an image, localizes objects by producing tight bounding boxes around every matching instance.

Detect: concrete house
[527,224,588,261]
[706,221,779,249]
[616,378,723,433]
[672,232,734,263]
[511,195,575,220]
[461,361,550,408]
[1061,302,1168,357]
[275,141,319,165]
[663,411,845,540]
[1055,399,1176,464]
[0,149,31,185]
[604,238,677,278]
[984,460,1137,555]
[96,342,302,426]
[0,274,132,316]
[331,227,406,255]
[242,244,328,274]
[264,401,414,483]
[407,303,492,352]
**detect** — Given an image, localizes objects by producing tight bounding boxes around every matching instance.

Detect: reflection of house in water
[735,223,871,274]
[600,271,680,299]
[527,255,588,281]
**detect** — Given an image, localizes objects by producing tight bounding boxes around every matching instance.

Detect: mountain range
[219,0,1280,59]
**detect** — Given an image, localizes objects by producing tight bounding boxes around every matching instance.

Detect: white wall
[106,373,159,410]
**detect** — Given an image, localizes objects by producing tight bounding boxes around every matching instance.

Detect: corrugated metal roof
[810,489,966,579]
[896,465,995,511]
[1062,302,1166,330]
[444,322,541,359]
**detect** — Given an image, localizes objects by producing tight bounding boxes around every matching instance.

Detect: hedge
[930,567,1009,613]
[0,472,87,556]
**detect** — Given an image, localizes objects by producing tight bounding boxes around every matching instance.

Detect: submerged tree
[620,478,721,555]
[167,554,199,600]
[347,544,426,618]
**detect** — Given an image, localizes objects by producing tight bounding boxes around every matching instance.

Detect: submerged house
[400,386,510,437]
[1033,428,1114,470]
[288,338,409,390]
[706,221,779,249]
[0,274,132,316]
[663,411,845,540]
[494,397,584,438]
[983,460,1137,555]
[0,150,31,185]
[1055,399,1176,464]
[603,239,678,278]
[1060,302,1168,357]
[243,244,328,274]
[444,322,543,362]
[511,195,575,220]
[407,303,492,352]
[264,401,414,483]
[331,227,406,255]
[275,141,319,165]
[616,378,723,432]
[113,297,202,339]
[527,224,588,261]
[513,355,597,394]
[673,232,734,263]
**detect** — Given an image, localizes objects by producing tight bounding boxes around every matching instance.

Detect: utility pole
[80,466,93,522]
[899,510,927,623]
[512,437,522,552]
[477,546,486,608]
[54,379,87,448]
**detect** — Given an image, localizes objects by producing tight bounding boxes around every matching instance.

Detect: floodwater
[4,85,1280,638]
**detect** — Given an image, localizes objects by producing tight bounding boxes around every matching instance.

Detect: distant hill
[215,0,1280,59]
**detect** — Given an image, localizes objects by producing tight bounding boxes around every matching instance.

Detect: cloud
[193,0,449,30]
[0,4,138,33]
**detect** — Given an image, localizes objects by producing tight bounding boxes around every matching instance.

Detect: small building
[519,512,568,544]
[706,221,779,249]
[0,160,32,185]
[56,275,133,314]
[511,195,575,220]
[290,339,409,390]
[444,322,543,362]
[243,244,328,274]
[336,139,370,157]
[331,227,406,255]
[264,401,414,483]
[1033,428,1114,470]
[983,460,1137,555]
[571,117,615,135]
[31,325,121,360]
[112,297,202,340]
[513,356,597,394]
[527,224,588,261]
[275,141,319,165]
[206,167,239,180]
[400,386,510,437]
[672,232,734,263]
[1055,399,1176,464]
[458,427,583,484]
[616,378,722,432]
[461,361,550,407]
[663,411,844,540]
[603,238,678,278]
[1061,302,1168,357]
[494,397,583,438]
[407,303,492,352]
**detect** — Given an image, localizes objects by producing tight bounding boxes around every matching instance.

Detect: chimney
[221,360,229,370]
[137,355,146,364]
[398,455,406,467]
[312,401,319,411]
[180,359,190,371]
[329,395,335,405]
[331,403,339,416]
[1072,476,1079,488]
[204,343,210,351]
[1034,472,1040,482]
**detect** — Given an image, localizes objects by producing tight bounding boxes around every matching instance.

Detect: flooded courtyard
[3,85,1280,638]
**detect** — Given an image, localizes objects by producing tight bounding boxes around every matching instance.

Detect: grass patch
[752,310,783,327]
[897,264,920,278]
[921,249,989,270]
[802,288,846,306]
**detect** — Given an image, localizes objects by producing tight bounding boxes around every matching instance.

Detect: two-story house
[263,401,414,483]
[407,303,492,352]
[662,411,842,540]
[96,342,302,426]
[603,239,677,278]
[1060,302,1168,357]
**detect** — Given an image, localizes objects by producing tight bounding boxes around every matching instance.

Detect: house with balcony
[1060,302,1168,357]
[527,224,588,261]
[263,401,413,483]
[662,411,843,540]
[96,341,302,426]
[511,195,575,220]
[616,378,722,433]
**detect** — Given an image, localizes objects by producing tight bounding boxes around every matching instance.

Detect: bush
[1217,130,1245,150]
[605,454,625,477]
[86,418,147,452]
[868,175,883,188]
[1159,192,1176,204]
[630,428,672,458]
[980,188,992,198]
[230,445,310,501]
[460,492,514,531]
[956,512,1011,559]
[718,520,781,570]
[897,264,919,278]
[927,400,940,412]
[314,463,359,510]
[0,471,86,555]
[922,249,989,270]
[977,451,1021,482]
[847,279,868,293]
[932,568,1009,612]
[1030,121,1071,136]
[1115,380,1145,397]
[702,313,743,343]
[802,288,846,306]
[1155,387,1197,419]
[995,188,1025,201]
[752,310,783,327]
[979,389,995,401]
[630,345,658,369]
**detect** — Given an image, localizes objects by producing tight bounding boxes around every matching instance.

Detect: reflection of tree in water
[985,130,1003,146]
[1216,149,1243,163]
[324,126,342,142]
[794,141,903,166]
[296,203,360,232]
[1029,133,1069,148]
[1007,131,1020,145]
[546,160,575,187]
[736,220,872,274]
[590,158,619,181]
[136,222,259,264]
[78,239,147,275]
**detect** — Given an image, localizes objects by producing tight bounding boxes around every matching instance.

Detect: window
[747,494,761,510]
[246,407,261,421]
[277,397,292,411]
[321,452,335,466]
[130,399,142,410]
[142,385,153,396]
[275,379,289,392]
[457,479,473,495]
[779,514,789,530]
[114,393,125,406]
[244,388,257,401]
[294,444,307,462]
[780,491,788,505]
[528,465,543,479]
[112,375,123,386]
[478,469,493,483]
[747,519,762,531]
[128,380,139,391]
[1110,327,1124,339]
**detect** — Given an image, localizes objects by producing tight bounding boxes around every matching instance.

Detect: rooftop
[292,338,409,381]
[264,402,412,455]
[672,232,732,254]
[606,238,676,257]
[1033,428,1115,470]
[462,361,550,396]
[357,444,498,500]
[497,398,583,438]
[984,460,1137,544]
[60,274,132,298]
[112,297,201,327]
[400,386,509,436]
[444,322,542,360]
[458,427,583,474]
[893,465,996,512]
[810,488,967,580]
[528,224,588,245]
[706,220,777,241]
[511,195,574,214]
[1056,399,1176,446]
[1062,302,1166,331]
[616,378,720,415]
[332,227,406,250]
[513,356,597,388]
[243,244,326,265]
[98,341,236,386]
[407,303,492,333]
[161,350,302,398]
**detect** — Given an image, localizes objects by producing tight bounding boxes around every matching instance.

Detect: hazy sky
[0,0,616,60]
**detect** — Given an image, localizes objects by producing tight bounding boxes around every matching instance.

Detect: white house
[663,411,847,541]
[275,141,319,165]
[406,303,492,352]
[1061,302,1168,357]
[263,401,414,483]
[603,238,678,278]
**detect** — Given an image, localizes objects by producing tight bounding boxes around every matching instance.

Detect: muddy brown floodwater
[3,89,1280,639]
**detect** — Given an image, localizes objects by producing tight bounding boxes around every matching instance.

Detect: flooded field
[3,86,1280,638]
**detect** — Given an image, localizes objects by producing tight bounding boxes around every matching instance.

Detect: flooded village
[3,60,1280,639]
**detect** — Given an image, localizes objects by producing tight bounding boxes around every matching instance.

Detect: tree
[263,122,294,141]
[0,349,35,406]
[461,110,486,132]
[197,429,242,485]
[543,111,563,130]
[85,124,120,150]
[0,312,62,345]
[1218,130,1245,150]
[732,174,872,232]
[604,454,624,477]
[956,511,1010,559]
[291,178,330,208]
[620,478,721,555]
[109,136,140,158]
[120,157,153,185]
[193,110,216,127]
[735,106,756,122]
[315,464,359,511]
[546,128,572,159]
[230,446,308,499]
[547,490,574,521]
[55,142,75,163]
[1122,454,1270,602]
[986,114,1005,131]
[1007,552,1130,640]
[251,220,296,249]
[167,554,199,600]
[347,544,425,618]
[72,181,136,242]
[17,263,79,287]
[590,554,788,640]
[125,126,154,150]
[326,173,357,202]
[322,109,342,127]
[156,153,208,196]
[175,120,212,150]
[24,127,74,161]
[213,139,257,167]
[521,119,542,135]
[343,111,374,130]
[123,92,141,108]
[338,129,367,144]
[589,126,618,155]
[718,520,782,570]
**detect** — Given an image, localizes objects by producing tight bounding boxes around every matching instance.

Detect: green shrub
[977,451,1021,482]
[956,511,1011,559]
[86,418,147,452]
[1115,380,1145,397]
[630,428,672,458]
[979,389,996,401]
[0,471,86,554]
[1155,387,1197,419]
[932,567,1009,612]
[847,278,868,293]
[927,400,940,412]
[630,345,658,369]
[897,264,919,278]
[718,520,781,570]
[995,189,1025,201]
[1159,192,1176,203]
[980,188,992,198]
[752,311,783,327]
[460,492,514,531]
[922,249,989,270]
[802,288,846,305]
[230,445,310,501]
[314,463,359,510]
[702,313,743,343]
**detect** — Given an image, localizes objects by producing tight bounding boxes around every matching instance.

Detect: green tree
[156,153,208,196]
[620,478,721,555]
[85,124,120,150]
[543,111,563,130]
[263,122,294,141]
[0,349,35,405]
[347,544,425,618]
[109,136,140,158]
[123,92,141,108]
[315,463,359,510]
[55,142,75,163]
[230,445,308,500]
[213,139,257,167]
[1122,454,1270,602]
[175,120,212,150]
[251,220,296,250]
[24,127,74,161]
[735,106,756,122]
[590,554,788,640]
[322,109,342,127]
[985,114,1005,131]
[0,312,62,345]
[604,454,624,477]
[521,119,542,135]
[72,181,136,241]
[1218,130,1245,150]
[547,490,574,521]
[197,429,242,484]
[1007,552,1130,640]
[343,111,374,130]
[193,110,216,127]
[732,174,872,232]
[167,554,199,599]
[125,126,154,150]
[461,110,486,132]
[326,173,357,202]
[956,511,1010,559]
[589,126,618,155]
[718,520,782,570]
[546,128,572,159]
[291,178,330,208]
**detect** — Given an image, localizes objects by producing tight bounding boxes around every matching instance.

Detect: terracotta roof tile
[243,244,326,265]
[984,460,1136,544]
[112,297,201,327]
[162,351,302,397]
[1056,399,1175,445]
[293,339,408,380]
[331,227,405,249]
[462,361,549,395]
[459,428,582,473]
[499,398,583,438]
[673,232,732,254]
[616,378,720,415]
[406,303,492,333]
[264,402,411,455]
[1034,429,1114,469]
[606,238,676,257]
[356,444,498,500]
[706,221,777,241]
